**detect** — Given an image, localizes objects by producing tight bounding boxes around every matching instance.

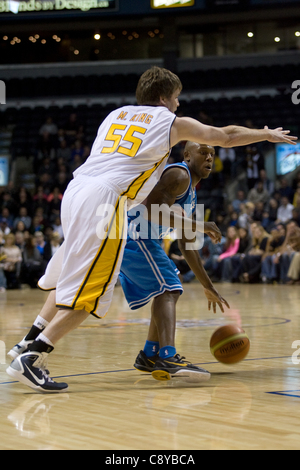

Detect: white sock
[34,315,49,331]
[36,332,54,349]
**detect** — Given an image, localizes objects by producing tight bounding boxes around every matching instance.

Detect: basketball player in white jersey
[7,66,297,392]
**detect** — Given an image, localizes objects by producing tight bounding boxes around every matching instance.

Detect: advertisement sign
[151,0,195,9]
[0,0,117,15]
[276,143,300,176]
[0,157,9,187]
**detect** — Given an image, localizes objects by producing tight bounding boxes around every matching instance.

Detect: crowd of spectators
[183,162,300,285]
[1,111,300,292]
[0,113,91,292]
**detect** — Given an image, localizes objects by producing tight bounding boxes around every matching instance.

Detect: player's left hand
[204,286,230,314]
[204,222,222,244]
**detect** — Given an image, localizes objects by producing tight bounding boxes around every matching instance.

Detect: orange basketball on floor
[210,325,250,364]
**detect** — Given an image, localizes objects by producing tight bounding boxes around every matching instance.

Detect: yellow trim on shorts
[37,281,56,292]
[71,195,126,315]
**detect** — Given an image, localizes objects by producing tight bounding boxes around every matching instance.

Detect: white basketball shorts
[38,175,127,318]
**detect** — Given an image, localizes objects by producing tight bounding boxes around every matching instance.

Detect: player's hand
[264,126,298,145]
[204,222,222,244]
[204,287,230,314]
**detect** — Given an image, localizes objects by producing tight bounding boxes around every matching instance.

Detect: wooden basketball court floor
[0,283,300,450]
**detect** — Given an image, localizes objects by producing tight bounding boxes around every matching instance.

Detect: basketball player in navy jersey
[120,141,229,382]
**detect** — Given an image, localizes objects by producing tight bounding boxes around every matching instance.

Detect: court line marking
[267,390,300,398]
[0,355,292,386]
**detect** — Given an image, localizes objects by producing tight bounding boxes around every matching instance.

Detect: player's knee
[161,290,181,304]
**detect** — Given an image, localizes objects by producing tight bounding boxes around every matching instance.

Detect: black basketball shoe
[6,352,68,393]
[151,354,211,383]
[134,350,159,373]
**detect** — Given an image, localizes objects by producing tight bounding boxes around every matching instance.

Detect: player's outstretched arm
[177,238,230,314]
[171,117,298,148]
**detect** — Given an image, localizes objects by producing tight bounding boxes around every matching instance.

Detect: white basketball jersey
[74,105,176,206]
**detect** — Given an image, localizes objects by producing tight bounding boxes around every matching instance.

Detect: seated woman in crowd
[286,226,300,284]
[212,226,240,281]
[265,221,300,284]
[2,233,22,289]
[240,224,270,283]
[21,235,45,288]
[222,227,252,283]
[43,231,62,263]
[260,225,286,283]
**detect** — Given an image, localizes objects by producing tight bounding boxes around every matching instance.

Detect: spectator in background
[275,222,300,283]
[70,154,83,173]
[253,201,265,223]
[2,233,22,289]
[219,147,236,178]
[13,207,32,231]
[55,171,70,193]
[258,169,275,195]
[267,198,279,226]
[212,226,240,281]
[246,146,265,190]
[34,231,46,257]
[52,216,64,242]
[0,207,13,232]
[292,208,300,226]
[63,113,84,145]
[14,220,26,234]
[215,213,228,237]
[248,181,270,205]
[292,171,300,191]
[238,202,255,230]
[232,190,248,214]
[240,224,269,283]
[71,139,85,162]
[261,225,286,283]
[293,184,300,208]
[38,173,54,196]
[15,231,25,253]
[286,226,300,284]
[39,116,58,137]
[278,177,295,203]
[56,139,72,162]
[276,196,295,224]
[43,231,61,263]
[228,227,252,282]
[33,186,49,215]
[1,191,18,217]
[21,235,44,288]
[16,187,32,215]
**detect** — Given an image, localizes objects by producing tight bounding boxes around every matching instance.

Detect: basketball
[210,325,250,364]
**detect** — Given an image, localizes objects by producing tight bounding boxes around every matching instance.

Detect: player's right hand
[264,126,298,144]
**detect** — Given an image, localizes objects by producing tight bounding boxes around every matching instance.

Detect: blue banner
[0,157,9,186]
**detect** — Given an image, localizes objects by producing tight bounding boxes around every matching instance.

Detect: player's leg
[148,292,211,383]
[8,290,58,359]
[7,182,127,393]
[134,290,179,372]
[6,308,90,393]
